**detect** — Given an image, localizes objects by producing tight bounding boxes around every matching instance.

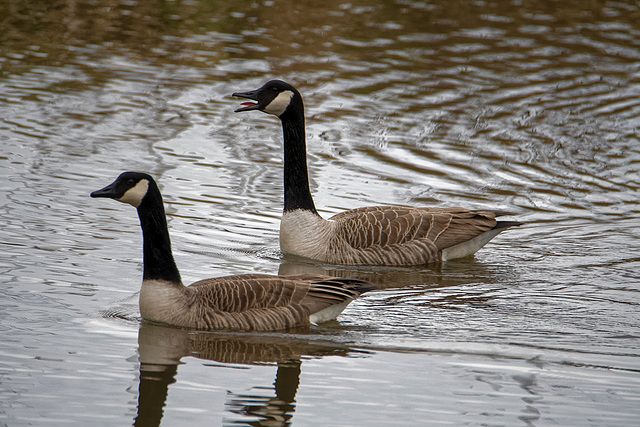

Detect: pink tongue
[241,101,256,107]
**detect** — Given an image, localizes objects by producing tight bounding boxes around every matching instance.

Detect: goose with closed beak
[91,172,372,331]
[233,80,522,266]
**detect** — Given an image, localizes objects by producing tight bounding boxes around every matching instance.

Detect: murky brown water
[2,0,640,425]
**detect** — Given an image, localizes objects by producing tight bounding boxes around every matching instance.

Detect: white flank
[309,301,351,325]
[264,90,295,116]
[280,210,332,260]
[118,179,149,208]
[441,228,504,261]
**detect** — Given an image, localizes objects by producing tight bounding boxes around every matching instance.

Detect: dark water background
[1,0,639,425]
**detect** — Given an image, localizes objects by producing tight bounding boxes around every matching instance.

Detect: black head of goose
[233,80,523,266]
[91,171,372,331]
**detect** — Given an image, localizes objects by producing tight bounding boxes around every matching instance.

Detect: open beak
[232,89,261,112]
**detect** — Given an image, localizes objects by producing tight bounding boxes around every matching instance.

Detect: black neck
[280,103,318,214]
[136,183,182,284]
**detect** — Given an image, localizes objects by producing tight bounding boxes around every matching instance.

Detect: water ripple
[2,0,640,425]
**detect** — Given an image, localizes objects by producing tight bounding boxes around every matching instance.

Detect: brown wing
[187,274,308,312]
[183,274,370,331]
[329,205,498,251]
[300,276,372,315]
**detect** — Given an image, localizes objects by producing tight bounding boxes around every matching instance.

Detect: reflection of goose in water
[133,322,359,427]
[277,253,517,290]
[225,359,300,426]
[277,255,522,312]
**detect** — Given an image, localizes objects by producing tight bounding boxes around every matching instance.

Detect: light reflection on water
[1,0,640,425]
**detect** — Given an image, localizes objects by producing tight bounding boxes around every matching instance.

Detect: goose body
[91,172,371,331]
[233,80,522,266]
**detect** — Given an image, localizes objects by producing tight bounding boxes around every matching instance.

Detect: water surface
[1,0,639,425]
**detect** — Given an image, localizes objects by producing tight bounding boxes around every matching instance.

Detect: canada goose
[233,80,522,266]
[90,172,372,331]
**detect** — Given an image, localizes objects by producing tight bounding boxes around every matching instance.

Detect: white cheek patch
[118,179,149,207]
[264,90,294,116]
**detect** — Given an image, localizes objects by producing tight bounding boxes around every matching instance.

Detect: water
[1,0,640,425]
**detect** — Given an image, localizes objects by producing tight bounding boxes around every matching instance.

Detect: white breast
[139,279,187,325]
[280,210,333,260]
